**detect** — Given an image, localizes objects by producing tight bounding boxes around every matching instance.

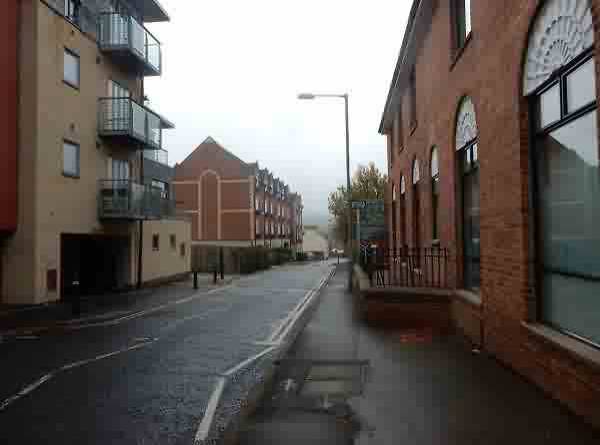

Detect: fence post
[219,247,224,280]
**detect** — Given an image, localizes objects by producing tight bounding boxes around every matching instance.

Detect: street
[0,262,334,444]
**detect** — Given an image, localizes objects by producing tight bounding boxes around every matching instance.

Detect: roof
[130,0,171,23]
[379,0,434,134]
[176,136,254,179]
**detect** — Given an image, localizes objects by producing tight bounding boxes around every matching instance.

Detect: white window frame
[64,48,80,89]
[63,140,80,178]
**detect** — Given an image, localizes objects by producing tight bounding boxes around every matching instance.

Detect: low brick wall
[353,265,483,342]
[353,265,452,331]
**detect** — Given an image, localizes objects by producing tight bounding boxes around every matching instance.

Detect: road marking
[194,266,337,444]
[66,285,235,331]
[194,377,226,444]
[220,346,277,377]
[0,339,156,412]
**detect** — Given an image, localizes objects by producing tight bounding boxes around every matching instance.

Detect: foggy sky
[145,0,409,225]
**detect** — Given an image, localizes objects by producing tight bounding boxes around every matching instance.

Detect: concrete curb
[194,266,337,445]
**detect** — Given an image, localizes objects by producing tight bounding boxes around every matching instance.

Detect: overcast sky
[145,0,409,225]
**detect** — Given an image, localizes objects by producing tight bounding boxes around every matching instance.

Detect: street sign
[351,200,382,209]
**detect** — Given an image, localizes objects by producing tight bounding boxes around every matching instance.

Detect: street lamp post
[297,93,352,255]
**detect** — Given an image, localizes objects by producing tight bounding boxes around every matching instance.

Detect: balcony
[98,180,174,221]
[144,148,168,165]
[98,98,174,150]
[98,13,162,76]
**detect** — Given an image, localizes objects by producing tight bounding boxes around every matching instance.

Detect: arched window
[400,175,407,247]
[431,146,440,242]
[524,0,599,345]
[456,96,480,291]
[412,158,421,185]
[412,158,421,249]
[391,182,397,248]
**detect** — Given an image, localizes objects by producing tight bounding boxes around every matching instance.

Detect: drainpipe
[137,79,145,289]
[137,148,144,289]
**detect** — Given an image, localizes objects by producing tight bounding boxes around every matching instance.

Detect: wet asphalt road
[0,262,334,445]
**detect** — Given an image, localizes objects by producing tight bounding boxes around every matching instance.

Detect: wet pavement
[0,262,333,445]
[239,262,600,445]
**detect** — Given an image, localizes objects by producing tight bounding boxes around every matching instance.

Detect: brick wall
[384,0,600,427]
[0,0,18,233]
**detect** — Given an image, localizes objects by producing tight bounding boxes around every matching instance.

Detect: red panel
[0,0,18,232]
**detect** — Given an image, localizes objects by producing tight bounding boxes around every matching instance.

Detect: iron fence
[360,246,450,288]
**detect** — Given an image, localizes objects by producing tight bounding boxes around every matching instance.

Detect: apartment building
[380,0,600,425]
[174,137,303,251]
[0,0,190,305]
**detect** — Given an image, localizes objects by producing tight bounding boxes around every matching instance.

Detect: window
[180,243,186,258]
[400,176,407,248]
[170,234,176,250]
[532,53,600,345]
[152,234,160,251]
[409,68,417,130]
[152,180,169,199]
[63,140,80,178]
[454,0,472,50]
[431,147,440,242]
[456,97,480,292]
[63,49,80,89]
[112,158,130,180]
[108,80,130,98]
[64,0,80,23]
[412,159,421,249]
[391,183,397,248]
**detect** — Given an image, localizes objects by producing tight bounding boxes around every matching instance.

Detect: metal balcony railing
[98,180,175,220]
[98,97,167,150]
[98,12,162,76]
[144,148,169,165]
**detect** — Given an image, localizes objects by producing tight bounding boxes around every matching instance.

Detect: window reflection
[537,110,600,344]
[567,58,596,113]
[539,84,561,128]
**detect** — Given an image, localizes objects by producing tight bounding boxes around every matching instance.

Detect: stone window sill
[453,289,482,307]
[522,322,600,373]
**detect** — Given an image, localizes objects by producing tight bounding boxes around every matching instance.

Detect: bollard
[71,280,81,317]
[213,269,217,284]
[219,247,224,280]
[193,271,198,289]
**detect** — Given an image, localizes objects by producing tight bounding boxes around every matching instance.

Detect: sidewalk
[0,273,237,336]
[239,262,600,444]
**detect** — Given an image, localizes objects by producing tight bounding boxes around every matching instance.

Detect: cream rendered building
[1,0,190,305]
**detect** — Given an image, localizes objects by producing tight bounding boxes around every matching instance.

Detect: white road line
[194,377,226,444]
[193,267,337,444]
[221,346,277,377]
[67,285,235,330]
[0,339,156,412]
[0,373,54,411]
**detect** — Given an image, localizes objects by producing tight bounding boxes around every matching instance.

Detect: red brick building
[0,0,19,294]
[174,137,303,251]
[381,0,600,426]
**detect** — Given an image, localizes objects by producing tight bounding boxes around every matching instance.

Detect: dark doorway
[61,234,130,301]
